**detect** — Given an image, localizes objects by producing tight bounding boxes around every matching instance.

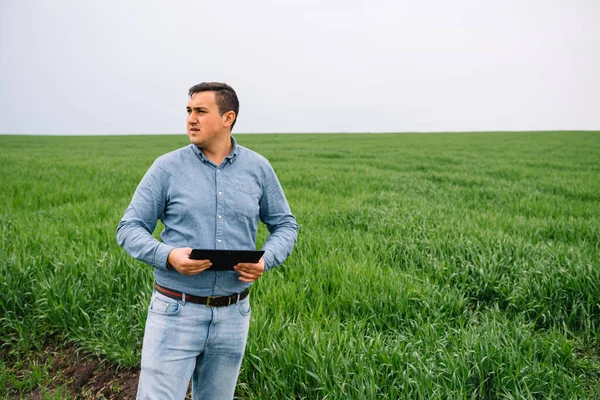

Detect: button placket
[215,166,225,248]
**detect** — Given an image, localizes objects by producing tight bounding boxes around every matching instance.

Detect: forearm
[116,218,174,270]
[261,215,299,271]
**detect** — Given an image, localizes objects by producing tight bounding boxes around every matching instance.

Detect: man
[116,82,299,399]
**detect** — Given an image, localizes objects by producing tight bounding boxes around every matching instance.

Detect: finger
[234,263,262,272]
[238,261,263,268]
[237,271,260,282]
[180,268,200,276]
[185,259,212,268]
[191,262,212,272]
[234,265,253,274]
[188,263,212,271]
[194,260,213,268]
[236,270,261,283]
[236,268,259,277]
[234,268,259,278]
[181,265,211,276]
[179,261,212,275]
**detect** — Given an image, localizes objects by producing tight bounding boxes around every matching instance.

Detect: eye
[186,109,191,114]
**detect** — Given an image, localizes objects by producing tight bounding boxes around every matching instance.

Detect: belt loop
[236,293,241,304]
[181,292,186,305]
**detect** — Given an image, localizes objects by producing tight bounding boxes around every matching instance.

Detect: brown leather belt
[155,283,249,307]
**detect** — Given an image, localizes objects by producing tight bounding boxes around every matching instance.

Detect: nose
[187,111,197,124]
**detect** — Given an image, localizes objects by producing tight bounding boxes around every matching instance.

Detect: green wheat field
[1,131,599,399]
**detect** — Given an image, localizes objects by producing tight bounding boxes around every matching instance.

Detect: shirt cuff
[154,242,175,270]
[262,250,274,272]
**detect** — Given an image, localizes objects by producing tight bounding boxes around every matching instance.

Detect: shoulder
[153,145,197,172]
[236,144,272,170]
[235,144,279,181]
[234,144,283,190]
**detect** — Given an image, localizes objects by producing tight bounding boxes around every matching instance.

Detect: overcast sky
[1,0,599,134]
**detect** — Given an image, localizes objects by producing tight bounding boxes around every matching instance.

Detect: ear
[222,111,236,128]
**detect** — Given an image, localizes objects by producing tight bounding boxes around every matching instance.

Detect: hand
[167,247,212,276]
[234,257,265,283]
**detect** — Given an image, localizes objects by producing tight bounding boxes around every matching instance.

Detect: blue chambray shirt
[116,137,299,297]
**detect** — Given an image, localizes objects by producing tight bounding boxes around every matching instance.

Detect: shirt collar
[195,136,238,165]
[225,136,239,164]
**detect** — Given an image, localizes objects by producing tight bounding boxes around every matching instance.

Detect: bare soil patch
[5,345,139,399]
[4,344,247,399]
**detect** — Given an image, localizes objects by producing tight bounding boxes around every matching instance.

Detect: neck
[201,134,232,166]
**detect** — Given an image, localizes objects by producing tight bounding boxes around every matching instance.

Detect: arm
[116,162,174,270]
[117,160,216,275]
[258,165,299,271]
[234,163,298,281]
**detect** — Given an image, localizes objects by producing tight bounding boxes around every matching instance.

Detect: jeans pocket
[238,297,251,316]
[149,292,181,315]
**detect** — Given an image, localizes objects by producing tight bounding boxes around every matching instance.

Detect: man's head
[186,82,239,148]
[188,82,239,130]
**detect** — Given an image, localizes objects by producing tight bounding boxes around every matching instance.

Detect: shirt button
[217,169,221,173]
[218,192,222,196]
[218,215,222,219]
[218,239,222,243]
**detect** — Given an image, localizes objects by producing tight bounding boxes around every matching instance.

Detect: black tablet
[189,249,265,271]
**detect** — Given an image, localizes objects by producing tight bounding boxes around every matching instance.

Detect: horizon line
[0,130,598,137]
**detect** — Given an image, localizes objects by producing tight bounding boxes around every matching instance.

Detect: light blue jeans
[136,290,251,400]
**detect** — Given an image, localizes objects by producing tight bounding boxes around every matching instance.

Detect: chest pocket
[233,182,261,218]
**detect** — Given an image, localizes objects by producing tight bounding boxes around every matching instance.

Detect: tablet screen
[189,249,265,271]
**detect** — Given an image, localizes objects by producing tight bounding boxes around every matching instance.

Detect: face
[186,91,234,148]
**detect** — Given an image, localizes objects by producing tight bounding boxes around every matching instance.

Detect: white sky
[1,0,599,134]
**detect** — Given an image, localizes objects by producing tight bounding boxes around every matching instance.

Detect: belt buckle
[205,296,215,308]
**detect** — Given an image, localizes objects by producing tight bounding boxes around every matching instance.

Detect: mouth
[189,127,200,133]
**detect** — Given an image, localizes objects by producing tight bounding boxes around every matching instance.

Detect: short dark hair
[188,82,239,130]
